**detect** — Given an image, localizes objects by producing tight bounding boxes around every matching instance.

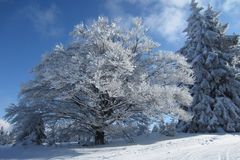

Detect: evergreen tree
[180,1,240,132]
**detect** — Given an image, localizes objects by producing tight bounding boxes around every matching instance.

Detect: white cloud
[22,3,63,37]
[104,0,191,44]
[222,0,240,12]
[159,0,190,8]
[0,119,11,132]
[143,0,190,43]
[221,0,240,34]
[104,0,125,16]
[145,7,187,42]
[104,0,239,46]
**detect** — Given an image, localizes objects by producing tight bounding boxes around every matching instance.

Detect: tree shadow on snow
[1,133,239,159]
[0,145,84,159]
[134,132,240,146]
[95,132,240,148]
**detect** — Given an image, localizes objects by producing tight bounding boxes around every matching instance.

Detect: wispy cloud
[104,0,192,44]
[220,0,240,34]
[104,0,240,46]
[21,3,63,38]
[145,6,187,42]
[222,0,240,12]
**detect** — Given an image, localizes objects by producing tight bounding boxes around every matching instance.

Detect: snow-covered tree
[180,1,240,132]
[0,119,12,145]
[0,127,8,145]
[231,42,240,78]
[5,105,46,145]
[139,51,194,121]
[6,17,193,145]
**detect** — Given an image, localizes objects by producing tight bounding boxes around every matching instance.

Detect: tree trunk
[95,131,105,145]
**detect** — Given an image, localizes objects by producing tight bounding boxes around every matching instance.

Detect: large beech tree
[6,17,193,145]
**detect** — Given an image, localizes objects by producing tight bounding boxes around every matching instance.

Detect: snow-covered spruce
[231,44,240,79]
[179,0,240,132]
[6,17,193,145]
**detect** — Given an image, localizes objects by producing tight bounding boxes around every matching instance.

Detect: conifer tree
[180,1,240,132]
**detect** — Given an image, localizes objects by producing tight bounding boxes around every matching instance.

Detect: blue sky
[0,0,240,118]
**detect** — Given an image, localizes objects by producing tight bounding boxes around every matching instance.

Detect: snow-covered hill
[1,133,240,160]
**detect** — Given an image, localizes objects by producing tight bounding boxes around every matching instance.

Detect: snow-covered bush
[0,127,13,145]
[0,119,13,145]
[162,121,177,137]
[18,113,46,145]
[5,105,46,145]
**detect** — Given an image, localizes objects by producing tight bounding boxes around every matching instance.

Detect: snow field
[1,133,240,160]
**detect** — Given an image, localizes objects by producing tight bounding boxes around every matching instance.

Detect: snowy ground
[1,133,240,160]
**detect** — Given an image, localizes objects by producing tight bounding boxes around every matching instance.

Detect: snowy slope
[1,133,240,160]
